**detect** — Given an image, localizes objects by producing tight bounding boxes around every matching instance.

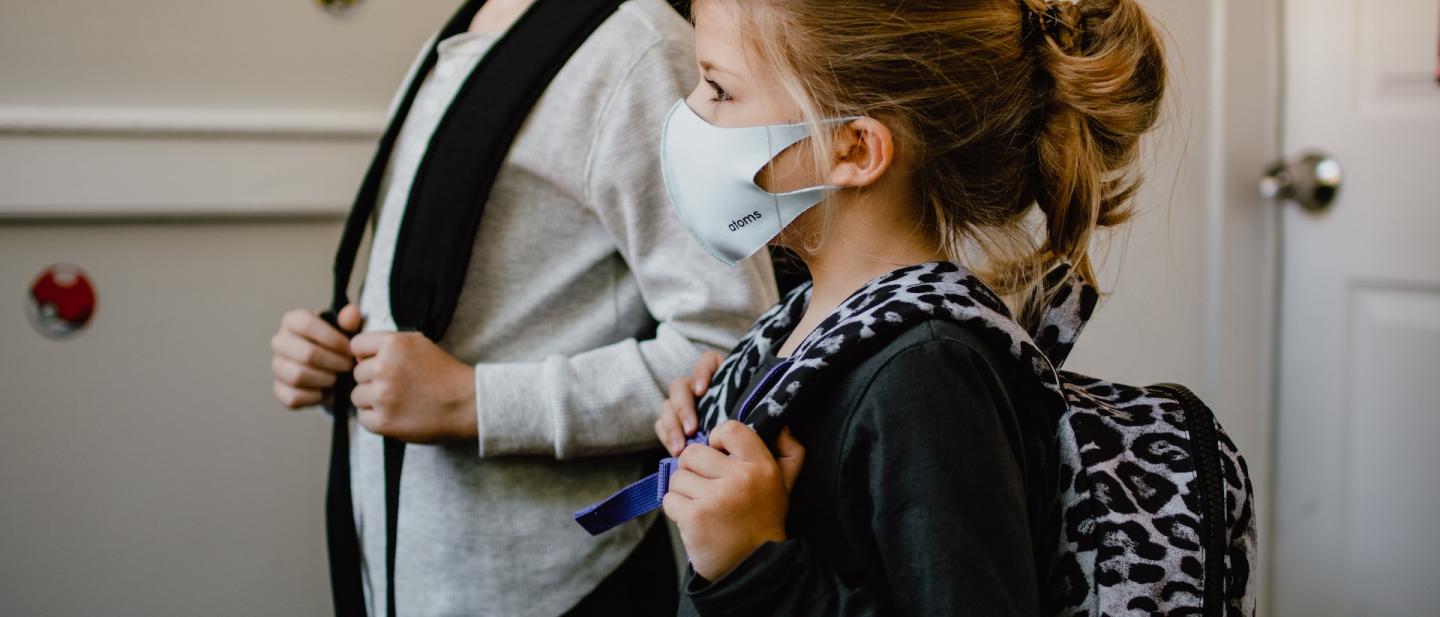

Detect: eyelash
[706,78,732,103]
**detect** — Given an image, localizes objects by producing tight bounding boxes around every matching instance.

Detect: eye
[705,78,733,103]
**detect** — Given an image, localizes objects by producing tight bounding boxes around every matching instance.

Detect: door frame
[1214,0,1283,611]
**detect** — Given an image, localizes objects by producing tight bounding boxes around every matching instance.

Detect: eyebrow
[699,60,740,78]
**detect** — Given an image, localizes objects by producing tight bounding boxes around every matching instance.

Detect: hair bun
[1027,0,1128,54]
[1026,0,1166,287]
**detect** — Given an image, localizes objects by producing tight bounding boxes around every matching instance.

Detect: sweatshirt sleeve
[683,336,1038,616]
[471,34,778,460]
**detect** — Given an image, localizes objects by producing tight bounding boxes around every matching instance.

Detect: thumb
[775,427,805,491]
[338,304,364,335]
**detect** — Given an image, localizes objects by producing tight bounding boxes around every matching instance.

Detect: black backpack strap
[666,0,691,19]
[322,0,627,614]
[380,436,405,617]
[320,323,365,617]
[389,0,624,339]
[319,1,482,612]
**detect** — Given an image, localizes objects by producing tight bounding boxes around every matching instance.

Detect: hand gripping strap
[575,358,793,535]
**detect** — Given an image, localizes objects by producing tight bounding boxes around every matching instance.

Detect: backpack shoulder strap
[319,2,485,611]
[323,1,629,614]
[572,281,810,536]
[736,261,1069,444]
[573,261,1073,536]
[389,0,627,338]
[1027,263,1100,369]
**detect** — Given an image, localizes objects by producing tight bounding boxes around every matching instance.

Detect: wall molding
[0,106,381,219]
[0,105,386,139]
[0,203,351,222]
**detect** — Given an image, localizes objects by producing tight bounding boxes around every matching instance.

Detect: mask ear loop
[756,117,862,245]
[763,125,788,244]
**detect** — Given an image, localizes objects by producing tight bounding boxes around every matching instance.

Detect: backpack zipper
[1151,383,1227,617]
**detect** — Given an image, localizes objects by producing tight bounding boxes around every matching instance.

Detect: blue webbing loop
[574,434,706,536]
[573,359,792,536]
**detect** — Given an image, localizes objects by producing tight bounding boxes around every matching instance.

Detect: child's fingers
[655,401,685,456]
[707,420,769,462]
[677,443,730,479]
[666,468,711,500]
[691,351,725,396]
[775,427,806,491]
[272,330,353,373]
[350,332,387,359]
[272,356,338,389]
[350,382,377,411]
[352,357,381,384]
[274,382,324,409]
[337,304,364,335]
[283,309,351,355]
[676,397,699,436]
[667,376,700,435]
[661,490,694,524]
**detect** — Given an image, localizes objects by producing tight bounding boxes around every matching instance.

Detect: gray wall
[0,220,341,614]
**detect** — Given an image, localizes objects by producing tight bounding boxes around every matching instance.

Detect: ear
[827,117,895,189]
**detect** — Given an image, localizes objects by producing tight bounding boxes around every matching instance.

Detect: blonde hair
[718,0,1166,324]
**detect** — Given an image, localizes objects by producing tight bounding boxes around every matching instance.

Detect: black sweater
[678,319,1054,617]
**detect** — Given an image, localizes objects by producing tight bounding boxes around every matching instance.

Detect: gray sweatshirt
[345,2,778,615]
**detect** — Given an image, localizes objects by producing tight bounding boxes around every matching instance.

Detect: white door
[1271,0,1440,614]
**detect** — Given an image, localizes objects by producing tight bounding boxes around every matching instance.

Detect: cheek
[757,141,821,193]
[773,203,825,252]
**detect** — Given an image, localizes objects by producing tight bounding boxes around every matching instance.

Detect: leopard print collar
[696,261,1092,440]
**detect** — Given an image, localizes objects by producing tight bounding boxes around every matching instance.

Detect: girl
[653,0,1166,614]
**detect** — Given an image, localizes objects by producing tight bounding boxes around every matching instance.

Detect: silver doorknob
[1261,151,1342,212]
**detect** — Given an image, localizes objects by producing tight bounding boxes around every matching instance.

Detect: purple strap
[573,434,706,536]
[573,359,792,536]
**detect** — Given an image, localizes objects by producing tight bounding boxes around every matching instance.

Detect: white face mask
[660,99,855,266]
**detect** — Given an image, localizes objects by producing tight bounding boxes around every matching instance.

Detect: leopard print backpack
[683,261,1259,617]
[1030,267,1257,616]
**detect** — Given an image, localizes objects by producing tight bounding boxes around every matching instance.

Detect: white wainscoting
[0,0,457,219]
[0,106,384,218]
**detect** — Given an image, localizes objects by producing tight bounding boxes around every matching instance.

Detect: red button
[28,264,97,339]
